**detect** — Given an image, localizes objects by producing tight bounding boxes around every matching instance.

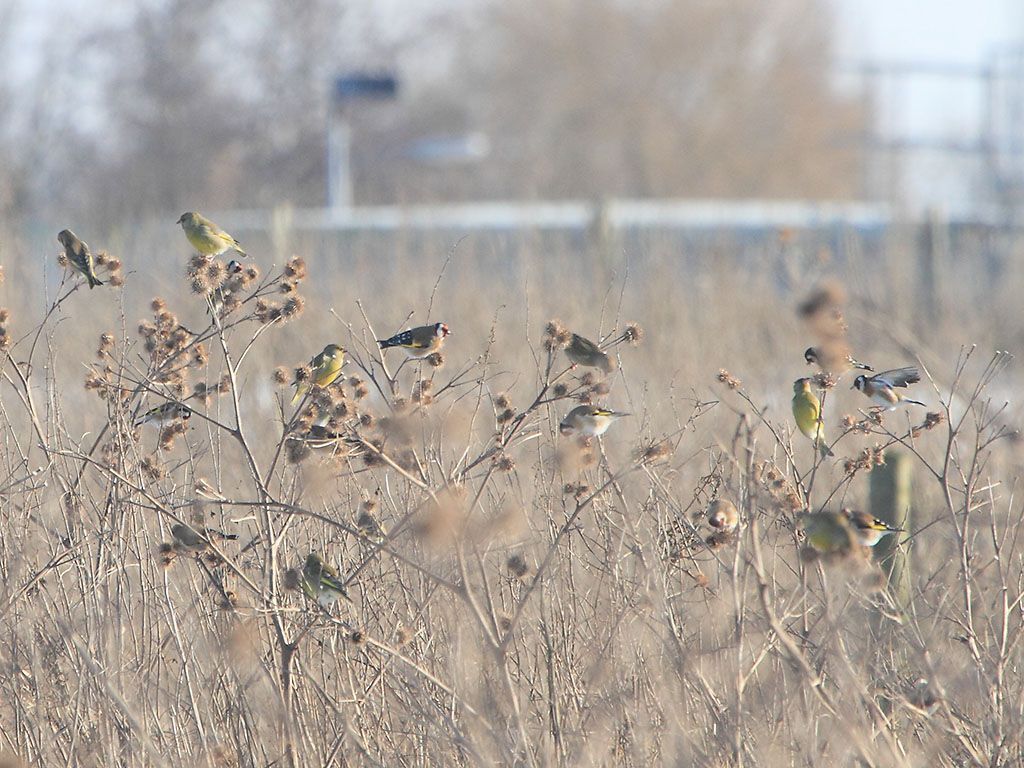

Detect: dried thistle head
[622,322,644,346]
[494,393,510,409]
[506,554,529,579]
[717,369,741,390]
[493,454,515,472]
[284,256,307,280]
[273,367,289,386]
[426,352,444,369]
[552,383,569,398]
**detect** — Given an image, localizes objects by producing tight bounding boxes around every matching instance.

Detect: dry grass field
[0,219,1022,766]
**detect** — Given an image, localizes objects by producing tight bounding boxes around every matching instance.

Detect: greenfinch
[853,367,926,410]
[559,405,629,437]
[565,333,613,373]
[378,323,450,359]
[799,511,856,555]
[57,229,103,289]
[792,378,833,458]
[301,553,350,606]
[843,508,902,547]
[177,212,247,259]
[291,344,346,405]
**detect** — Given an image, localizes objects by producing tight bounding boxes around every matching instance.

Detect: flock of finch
[56,210,928,601]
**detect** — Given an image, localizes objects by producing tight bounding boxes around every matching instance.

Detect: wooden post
[870,450,912,611]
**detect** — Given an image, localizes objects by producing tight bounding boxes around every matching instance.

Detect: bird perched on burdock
[559,405,629,437]
[792,378,833,458]
[799,511,857,556]
[301,553,351,607]
[565,333,613,373]
[804,345,872,374]
[853,367,926,410]
[843,508,902,547]
[177,211,247,259]
[291,343,346,405]
[57,229,104,289]
[378,323,450,359]
[707,499,739,534]
[135,402,192,427]
[171,522,238,552]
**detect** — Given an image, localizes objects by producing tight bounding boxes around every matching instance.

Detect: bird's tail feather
[88,274,104,289]
[904,398,927,407]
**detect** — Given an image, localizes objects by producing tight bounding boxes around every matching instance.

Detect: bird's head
[792,378,811,394]
[177,212,195,226]
[180,406,193,420]
[324,344,345,359]
[803,347,818,365]
[852,375,867,391]
[707,499,735,529]
[226,259,244,274]
[57,229,74,247]
[305,553,323,571]
[435,322,450,338]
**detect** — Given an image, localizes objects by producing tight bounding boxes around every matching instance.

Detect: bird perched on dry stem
[135,402,192,427]
[707,499,739,533]
[799,511,856,556]
[378,322,450,359]
[791,378,833,458]
[843,508,902,547]
[171,522,237,552]
[853,367,926,410]
[291,344,346,405]
[559,405,629,437]
[57,230,104,289]
[565,333,613,373]
[301,553,351,607]
[177,211,247,259]
[804,345,872,374]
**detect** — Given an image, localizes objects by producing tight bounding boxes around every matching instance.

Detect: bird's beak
[176,215,184,224]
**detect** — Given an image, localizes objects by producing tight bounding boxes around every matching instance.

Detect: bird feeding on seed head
[135,402,192,427]
[377,323,450,359]
[301,553,351,607]
[791,378,833,458]
[558,405,629,437]
[565,333,613,373]
[707,499,739,533]
[291,344,346,405]
[799,511,857,555]
[852,367,926,410]
[843,508,902,547]
[57,229,104,289]
[177,211,247,259]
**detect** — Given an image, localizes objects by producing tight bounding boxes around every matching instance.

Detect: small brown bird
[707,499,739,533]
[135,402,192,427]
[57,229,103,289]
[171,522,238,552]
[843,508,902,547]
[378,323,450,359]
[565,333,613,373]
[853,367,925,410]
[558,405,629,437]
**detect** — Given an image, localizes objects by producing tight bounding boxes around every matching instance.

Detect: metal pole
[327,111,352,209]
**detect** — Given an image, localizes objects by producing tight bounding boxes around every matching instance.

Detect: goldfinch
[799,511,856,555]
[804,345,872,373]
[558,405,629,437]
[135,402,192,427]
[171,522,238,552]
[291,344,346,405]
[792,378,833,458]
[707,499,739,533]
[177,211,246,259]
[57,229,103,289]
[565,333,613,373]
[377,323,450,359]
[852,367,925,410]
[843,508,902,547]
[301,553,350,606]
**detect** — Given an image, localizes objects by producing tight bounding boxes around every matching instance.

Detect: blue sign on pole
[332,74,399,104]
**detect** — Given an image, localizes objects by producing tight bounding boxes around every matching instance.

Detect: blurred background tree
[0,0,865,226]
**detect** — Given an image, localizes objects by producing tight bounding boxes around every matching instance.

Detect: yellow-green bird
[177,211,247,259]
[301,553,350,606]
[792,378,833,458]
[291,344,346,405]
[799,511,856,555]
[57,229,103,289]
[565,333,613,373]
